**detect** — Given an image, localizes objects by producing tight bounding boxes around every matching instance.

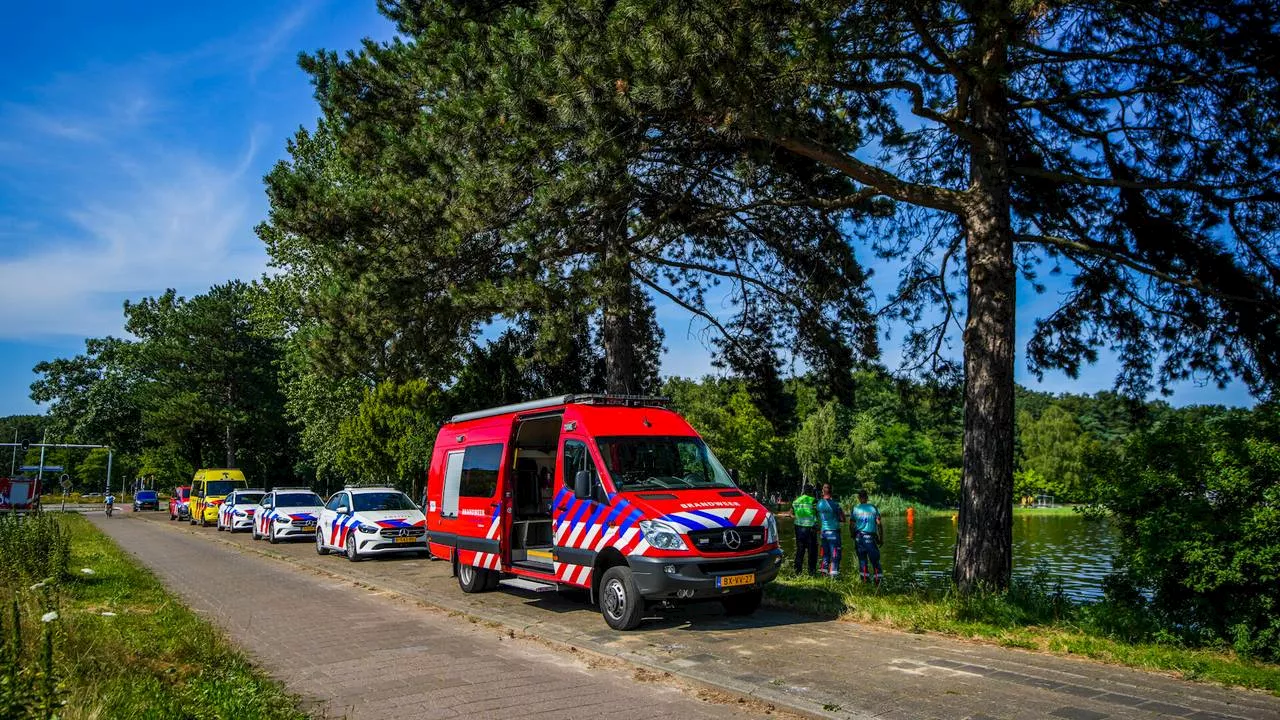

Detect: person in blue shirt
[815,484,845,576]
[850,490,883,585]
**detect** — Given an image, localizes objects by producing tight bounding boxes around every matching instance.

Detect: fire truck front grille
[687,526,765,553]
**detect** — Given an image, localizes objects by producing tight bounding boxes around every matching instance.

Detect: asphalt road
[89,511,773,720]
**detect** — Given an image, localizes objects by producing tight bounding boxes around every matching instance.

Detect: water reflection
[778,512,1117,601]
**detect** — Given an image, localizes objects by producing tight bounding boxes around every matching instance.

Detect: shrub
[1097,405,1280,661]
[0,514,71,587]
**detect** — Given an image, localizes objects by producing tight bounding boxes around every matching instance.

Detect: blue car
[133,490,159,512]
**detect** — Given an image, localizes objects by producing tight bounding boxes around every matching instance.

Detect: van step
[526,548,553,561]
[512,560,554,573]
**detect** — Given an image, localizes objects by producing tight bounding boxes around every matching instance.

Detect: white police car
[251,488,325,544]
[216,489,265,532]
[316,486,427,561]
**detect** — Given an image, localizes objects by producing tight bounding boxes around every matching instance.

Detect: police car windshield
[596,437,737,491]
[275,493,321,507]
[235,493,265,505]
[352,492,416,512]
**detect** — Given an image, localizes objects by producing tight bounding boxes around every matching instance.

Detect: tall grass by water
[0,512,308,719]
[0,513,70,586]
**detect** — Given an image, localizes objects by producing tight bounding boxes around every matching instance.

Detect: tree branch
[1017,233,1265,304]
[764,134,965,212]
[631,267,744,356]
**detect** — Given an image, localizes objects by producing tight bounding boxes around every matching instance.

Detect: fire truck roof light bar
[448,394,671,424]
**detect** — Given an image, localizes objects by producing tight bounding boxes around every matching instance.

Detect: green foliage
[1098,405,1280,661]
[29,282,304,489]
[136,446,194,490]
[335,380,444,490]
[0,515,70,586]
[0,595,64,719]
[1018,407,1098,502]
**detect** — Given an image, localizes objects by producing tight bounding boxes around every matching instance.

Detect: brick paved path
[112,510,1280,720]
[89,513,762,720]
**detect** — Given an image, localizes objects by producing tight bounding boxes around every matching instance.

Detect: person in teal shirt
[792,485,818,574]
[851,490,883,584]
[815,484,845,576]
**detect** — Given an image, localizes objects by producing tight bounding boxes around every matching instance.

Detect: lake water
[777,511,1118,602]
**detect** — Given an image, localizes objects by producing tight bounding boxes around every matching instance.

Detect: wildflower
[40,611,58,623]
[80,568,95,575]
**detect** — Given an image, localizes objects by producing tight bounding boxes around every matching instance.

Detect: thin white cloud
[0,144,269,339]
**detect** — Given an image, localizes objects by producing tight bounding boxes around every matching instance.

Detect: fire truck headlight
[639,520,687,551]
[765,513,778,545]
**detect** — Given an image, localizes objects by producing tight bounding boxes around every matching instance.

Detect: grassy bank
[764,567,1280,694]
[3,513,307,719]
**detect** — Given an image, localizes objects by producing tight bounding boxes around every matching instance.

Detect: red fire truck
[425,394,782,630]
[0,475,41,512]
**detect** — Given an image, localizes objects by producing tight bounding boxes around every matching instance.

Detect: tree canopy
[299,0,1278,591]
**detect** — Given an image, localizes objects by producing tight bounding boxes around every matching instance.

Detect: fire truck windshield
[596,437,737,491]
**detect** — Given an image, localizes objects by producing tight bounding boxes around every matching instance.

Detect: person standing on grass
[815,484,845,576]
[851,490,883,585]
[792,484,818,574]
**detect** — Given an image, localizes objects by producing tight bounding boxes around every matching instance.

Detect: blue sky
[0,2,1258,417]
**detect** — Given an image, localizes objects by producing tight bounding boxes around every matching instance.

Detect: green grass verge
[764,568,1280,694]
[23,513,309,719]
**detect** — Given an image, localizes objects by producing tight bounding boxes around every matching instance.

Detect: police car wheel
[268,521,279,544]
[346,533,361,562]
[316,529,329,555]
[721,589,763,617]
[599,566,644,631]
[457,562,488,593]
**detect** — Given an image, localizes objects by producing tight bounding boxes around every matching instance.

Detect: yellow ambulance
[188,468,248,527]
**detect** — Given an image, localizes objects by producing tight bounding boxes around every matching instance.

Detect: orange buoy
[906,506,915,525]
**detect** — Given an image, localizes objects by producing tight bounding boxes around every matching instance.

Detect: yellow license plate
[393,535,418,544]
[717,573,755,588]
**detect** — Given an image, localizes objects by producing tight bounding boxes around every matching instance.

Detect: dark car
[133,490,159,512]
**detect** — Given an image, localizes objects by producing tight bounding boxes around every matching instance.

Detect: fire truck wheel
[599,566,644,631]
[316,530,329,555]
[457,562,488,593]
[721,589,763,617]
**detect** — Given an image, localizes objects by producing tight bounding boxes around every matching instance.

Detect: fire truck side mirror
[573,470,591,500]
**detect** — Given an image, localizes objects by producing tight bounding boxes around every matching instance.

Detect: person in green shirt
[815,484,846,576]
[792,485,818,574]
[851,490,883,585]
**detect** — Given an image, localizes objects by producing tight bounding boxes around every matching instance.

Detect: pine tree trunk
[955,3,1015,594]
[601,235,636,395]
